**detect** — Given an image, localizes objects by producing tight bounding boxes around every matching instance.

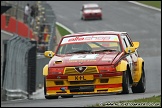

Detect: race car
[43,31,146,99]
[80,3,102,20]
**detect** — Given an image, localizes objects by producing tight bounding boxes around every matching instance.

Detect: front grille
[55,81,64,85]
[69,86,94,92]
[100,79,109,83]
[64,66,98,74]
[70,81,94,85]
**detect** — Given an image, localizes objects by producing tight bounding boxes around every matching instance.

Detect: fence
[1,1,57,100]
[1,1,56,51]
[1,35,37,100]
[34,1,57,90]
[36,1,56,52]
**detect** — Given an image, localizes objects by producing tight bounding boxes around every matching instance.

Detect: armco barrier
[2,35,36,100]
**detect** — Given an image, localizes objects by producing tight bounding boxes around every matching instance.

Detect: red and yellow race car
[43,31,146,99]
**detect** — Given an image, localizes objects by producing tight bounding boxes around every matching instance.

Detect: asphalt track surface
[1,1,161,107]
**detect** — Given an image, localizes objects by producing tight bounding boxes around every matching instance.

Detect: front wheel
[131,65,146,93]
[121,70,130,94]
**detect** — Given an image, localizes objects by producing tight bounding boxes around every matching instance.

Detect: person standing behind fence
[24,3,30,24]
[30,4,35,27]
[34,4,39,17]
[43,25,50,43]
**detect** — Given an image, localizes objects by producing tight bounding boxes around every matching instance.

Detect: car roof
[83,3,99,8]
[64,31,127,37]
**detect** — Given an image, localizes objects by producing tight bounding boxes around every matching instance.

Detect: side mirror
[44,51,55,58]
[125,47,136,53]
[133,42,139,48]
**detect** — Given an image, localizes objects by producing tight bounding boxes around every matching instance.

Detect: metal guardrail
[2,35,37,100]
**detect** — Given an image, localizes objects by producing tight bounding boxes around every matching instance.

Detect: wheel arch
[133,57,144,83]
[116,60,133,84]
[43,64,48,76]
[116,60,128,71]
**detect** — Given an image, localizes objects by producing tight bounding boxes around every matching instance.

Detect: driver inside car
[66,43,92,53]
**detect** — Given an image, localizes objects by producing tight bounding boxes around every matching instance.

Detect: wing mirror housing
[44,51,55,58]
[125,47,136,53]
[133,42,139,48]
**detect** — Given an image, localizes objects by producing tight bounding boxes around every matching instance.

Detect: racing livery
[43,31,146,99]
[80,3,102,20]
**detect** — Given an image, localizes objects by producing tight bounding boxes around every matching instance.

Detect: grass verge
[86,95,161,107]
[56,24,71,36]
[137,1,161,9]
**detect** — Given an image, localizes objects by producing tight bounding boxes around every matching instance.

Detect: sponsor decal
[68,60,97,62]
[61,35,119,44]
[102,58,113,61]
[69,54,98,60]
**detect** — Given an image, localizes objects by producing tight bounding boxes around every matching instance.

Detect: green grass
[86,95,161,107]
[56,24,71,36]
[138,1,161,9]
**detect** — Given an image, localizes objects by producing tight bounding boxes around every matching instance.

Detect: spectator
[30,4,35,27]
[43,25,49,43]
[24,3,30,24]
[38,24,45,44]
[34,4,39,17]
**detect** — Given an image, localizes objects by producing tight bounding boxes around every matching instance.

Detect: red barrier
[1,15,6,30]
[1,14,34,39]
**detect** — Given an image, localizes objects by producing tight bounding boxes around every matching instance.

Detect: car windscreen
[56,35,121,54]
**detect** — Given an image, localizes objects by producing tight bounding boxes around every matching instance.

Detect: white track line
[56,22,74,34]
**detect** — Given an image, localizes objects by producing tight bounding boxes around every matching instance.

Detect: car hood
[48,52,121,67]
[84,9,101,14]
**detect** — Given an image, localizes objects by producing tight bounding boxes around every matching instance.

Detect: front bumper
[45,72,123,96]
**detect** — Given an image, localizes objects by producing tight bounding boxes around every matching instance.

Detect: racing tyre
[131,65,146,93]
[121,70,129,94]
[44,77,58,99]
[61,95,73,98]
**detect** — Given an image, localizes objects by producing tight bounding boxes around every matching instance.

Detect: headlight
[48,68,64,74]
[97,65,116,72]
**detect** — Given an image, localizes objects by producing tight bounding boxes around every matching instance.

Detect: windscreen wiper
[95,49,117,52]
[70,50,92,53]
